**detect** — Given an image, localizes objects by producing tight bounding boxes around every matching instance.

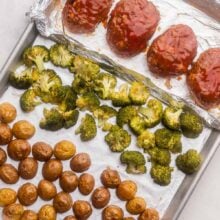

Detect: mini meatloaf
[107,0,160,57]
[187,48,220,109]
[62,0,113,33]
[147,24,197,76]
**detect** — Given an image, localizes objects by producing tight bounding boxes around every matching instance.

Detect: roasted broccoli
[155,128,182,153]
[49,44,73,68]
[129,116,146,135]
[120,151,147,174]
[139,99,163,128]
[111,84,131,107]
[93,105,117,127]
[162,107,182,130]
[137,130,155,151]
[23,45,49,72]
[105,125,131,152]
[40,108,64,131]
[76,92,100,112]
[176,149,202,174]
[20,89,41,112]
[116,106,137,127]
[72,75,90,94]
[150,164,173,186]
[148,148,171,166]
[180,112,203,138]
[63,110,79,129]
[129,81,149,105]
[75,114,97,141]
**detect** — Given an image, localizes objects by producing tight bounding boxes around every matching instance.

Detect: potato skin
[72,200,92,219]
[0,188,17,207]
[0,102,17,123]
[91,187,111,209]
[78,173,95,195]
[20,210,38,220]
[38,179,57,201]
[38,205,56,220]
[59,171,78,193]
[0,123,13,145]
[126,197,146,215]
[54,140,76,160]
[2,203,24,220]
[101,168,121,188]
[18,157,38,179]
[0,164,19,184]
[70,153,91,173]
[0,147,7,166]
[12,120,35,139]
[102,205,124,220]
[32,142,53,161]
[64,216,78,220]
[116,180,137,201]
[53,191,73,213]
[138,208,160,220]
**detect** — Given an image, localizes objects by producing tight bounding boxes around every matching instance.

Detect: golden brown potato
[38,179,57,201]
[123,217,135,220]
[72,200,92,220]
[138,208,160,220]
[0,102,17,123]
[7,139,31,161]
[12,120,35,139]
[20,210,38,220]
[38,205,56,220]
[102,205,124,220]
[0,164,19,184]
[32,141,53,161]
[53,191,73,213]
[42,159,63,181]
[70,153,91,173]
[64,216,78,220]
[101,168,121,188]
[126,197,146,215]
[91,187,110,209]
[0,188,17,207]
[0,123,13,145]
[78,173,95,195]
[17,183,38,206]
[18,157,38,179]
[0,147,7,166]
[54,140,76,160]
[116,180,137,201]
[2,203,24,220]
[59,171,78,193]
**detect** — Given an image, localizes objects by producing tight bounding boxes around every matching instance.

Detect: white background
[0,1,220,219]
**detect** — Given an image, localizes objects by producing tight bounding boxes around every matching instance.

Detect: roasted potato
[0,147,7,166]
[78,173,95,195]
[0,123,13,145]
[91,187,110,209]
[12,120,35,139]
[138,208,160,220]
[70,153,91,173]
[32,141,53,161]
[0,188,17,207]
[18,157,38,179]
[38,179,57,201]
[38,205,56,220]
[0,102,17,123]
[59,171,78,193]
[101,168,121,188]
[102,205,124,220]
[20,210,38,220]
[72,200,92,220]
[126,197,146,215]
[53,191,73,213]
[54,140,76,160]
[2,203,24,220]
[0,164,19,184]
[116,180,137,201]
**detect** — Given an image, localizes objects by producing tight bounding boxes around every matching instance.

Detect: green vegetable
[116,106,137,127]
[137,130,155,151]
[148,147,171,166]
[129,115,146,135]
[176,149,202,174]
[72,75,90,95]
[63,110,79,129]
[120,151,147,174]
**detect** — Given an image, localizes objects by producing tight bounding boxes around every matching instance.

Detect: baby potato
[78,173,95,195]
[38,179,57,201]
[0,188,17,207]
[0,102,17,123]
[0,164,19,184]
[138,208,160,220]
[12,120,35,139]
[126,197,146,215]
[0,123,13,145]
[70,153,91,173]
[116,180,137,201]
[123,217,135,220]
[20,210,38,220]
[32,141,53,161]
[54,140,76,160]
[101,168,121,188]
[102,205,124,220]
[64,215,77,220]
[59,171,78,193]
[0,147,7,166]
[38,205,56,220]
[18,157,38,179]
[91,187,110,209]
[72,200,92,220]
[2,203,24,220]
[53,191,73,213]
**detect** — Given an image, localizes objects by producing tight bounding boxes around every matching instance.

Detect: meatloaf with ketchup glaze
[147,24,197,76]
[107,0,160,57]
[62,0,113,34]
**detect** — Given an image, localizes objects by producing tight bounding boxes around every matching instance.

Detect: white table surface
[0,1,220,219]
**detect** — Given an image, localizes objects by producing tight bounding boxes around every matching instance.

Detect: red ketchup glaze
[147,24,198,76]
[62,0,113,34]
[187,48,220,109]
[106,0,160,57]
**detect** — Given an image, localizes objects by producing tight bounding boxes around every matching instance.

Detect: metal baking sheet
[0,22,219,220]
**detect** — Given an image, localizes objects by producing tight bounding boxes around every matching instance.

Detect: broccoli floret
[111,84,131,107]
[76,92,100,112]
[49,44,74,68]
[105,125,131,152]
[72,75,91,94]
[139,99,163,128]
[93,105,117,127]
[102,122,114,132]
[176,149,202,174]
[148,148,171,166]
[120,151,147,174]
[20,89,41,112]
[162,107,182,130]
[155,128,182,153]
[180,112,203,138]
[23,45,49,72]
[75,114,97,141]
[63,110,79,129]
[137,130,155,151]
[150,164,173,186]
[129,116,146,135]
[129,81,149,105]
[116,106,137,127]
[40,108,64,131]
[94,73,117,100]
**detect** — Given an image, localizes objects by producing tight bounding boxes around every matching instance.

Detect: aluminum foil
[29,0,220,130]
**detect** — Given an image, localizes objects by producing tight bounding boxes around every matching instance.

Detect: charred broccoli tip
[137,130,155,151]
[116,106,137,127]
